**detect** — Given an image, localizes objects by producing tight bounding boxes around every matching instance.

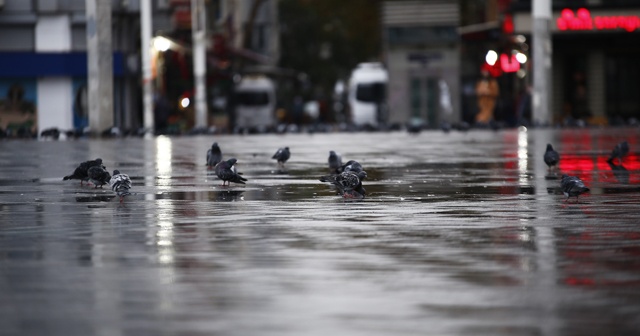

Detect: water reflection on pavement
[1,127,640,336]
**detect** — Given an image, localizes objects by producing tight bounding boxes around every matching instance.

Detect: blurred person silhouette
[516,84,532,126]
[154,93,170,134]
[570,71,590,121]
[475,70,500,125]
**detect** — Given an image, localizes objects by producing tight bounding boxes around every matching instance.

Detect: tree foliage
[279,0,382,96]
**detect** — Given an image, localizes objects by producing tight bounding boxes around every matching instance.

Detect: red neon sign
[500,54,520,73]
[557,8,640,32]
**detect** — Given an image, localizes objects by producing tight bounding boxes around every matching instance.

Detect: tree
[278,0,382,96]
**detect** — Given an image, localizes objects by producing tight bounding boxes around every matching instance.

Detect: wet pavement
[1,127,640,336]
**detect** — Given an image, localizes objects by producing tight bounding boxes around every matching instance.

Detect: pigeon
[110,170,132,203]
[607,141,629,164]
[544,144,560,171]
[63,158,105,185]
[215,158,247,186]
[328,151,342,173]
[337,160,364,174]
[272,147,290,169]
[87,165,111,189]
[206,142,223,169]
[560,174,589,202]
[322,170,368,199]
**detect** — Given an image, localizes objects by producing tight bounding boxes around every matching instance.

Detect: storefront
[513,6,640,125]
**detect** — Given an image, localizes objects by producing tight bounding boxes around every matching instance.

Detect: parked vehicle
[347,63,388,127]
[234,75,276,132]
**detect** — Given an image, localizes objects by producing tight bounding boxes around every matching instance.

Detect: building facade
[512,0,640,125]
[0,0,177,136]
[0,0,279,136]
[382,0,461,127]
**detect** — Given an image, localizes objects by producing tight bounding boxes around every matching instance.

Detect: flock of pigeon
[207,142,368,199]
[62,139,630,204]
[62,158,132,203]
[545,140,630,202]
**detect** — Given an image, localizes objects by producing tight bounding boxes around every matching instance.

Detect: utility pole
[533,0,553,125]
[86,0,113,133]
[141,0,154,134]
[192,0,208,129]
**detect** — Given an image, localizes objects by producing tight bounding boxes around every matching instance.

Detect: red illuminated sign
[557,8,640,32]
[500,54,519,73]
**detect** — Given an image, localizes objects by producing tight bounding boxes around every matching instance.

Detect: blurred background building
[1,0,639,137]
[511,0,640,126]
[382,0,461,128]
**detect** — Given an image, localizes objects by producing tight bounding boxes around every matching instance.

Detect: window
[236,91,270,106]
[356,82,386,103]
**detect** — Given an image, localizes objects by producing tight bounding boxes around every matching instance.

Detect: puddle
[1,129,640,336]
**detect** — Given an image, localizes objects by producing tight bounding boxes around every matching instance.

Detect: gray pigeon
[63,158,105,185]
[327,170,367,199]
[328,151,342,173]
[607,141,629,164]
[215,158,247,186]
[272,147,290,169]
[87,165,111,189]
[110,169,132,203]
[560,174,589,202]
[206,142,222,169]
[544,144,560,171]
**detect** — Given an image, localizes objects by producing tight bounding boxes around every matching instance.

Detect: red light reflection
[558,132,639,184]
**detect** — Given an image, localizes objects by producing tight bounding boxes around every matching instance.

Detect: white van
[235,75,276,131]
[347,62,388,126]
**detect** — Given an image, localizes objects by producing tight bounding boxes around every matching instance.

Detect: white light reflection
[156,135,172,189]
[156,208,175,265]
[517,127,528,185]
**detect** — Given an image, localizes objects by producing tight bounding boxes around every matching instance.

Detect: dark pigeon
[560,174,589,202]
[63,158,105,185]
[322,170,367,199]
[206,142,223,169]
[607,141,629,164]
[544,144,560,171]
[337,160,364,174]
[215,158,247,186]
[87,165,111,189]
[328,151,342,173]
[110,169,132,203]
[272,147,290,169]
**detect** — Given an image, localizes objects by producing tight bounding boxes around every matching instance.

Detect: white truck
[347,62,388,127]
[234,75,276,131]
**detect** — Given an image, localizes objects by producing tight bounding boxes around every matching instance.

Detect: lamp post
[86,0,114,134]
[533,0,553,125]
[141,0,154,134]
[192,0,208,129]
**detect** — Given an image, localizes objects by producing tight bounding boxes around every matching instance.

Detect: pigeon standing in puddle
[215,158,247,186]
[560,174,589,202]
[544,144,560,171]
[607,141,629,165]
[63,158,105,185]
[110,170,132,203]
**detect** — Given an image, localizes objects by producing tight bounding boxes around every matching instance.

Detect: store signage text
[557,8,640,32]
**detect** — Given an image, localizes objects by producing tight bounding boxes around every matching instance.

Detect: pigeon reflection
[211,190,244,202]
[608,161,630,184]
[75,194,116,203]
